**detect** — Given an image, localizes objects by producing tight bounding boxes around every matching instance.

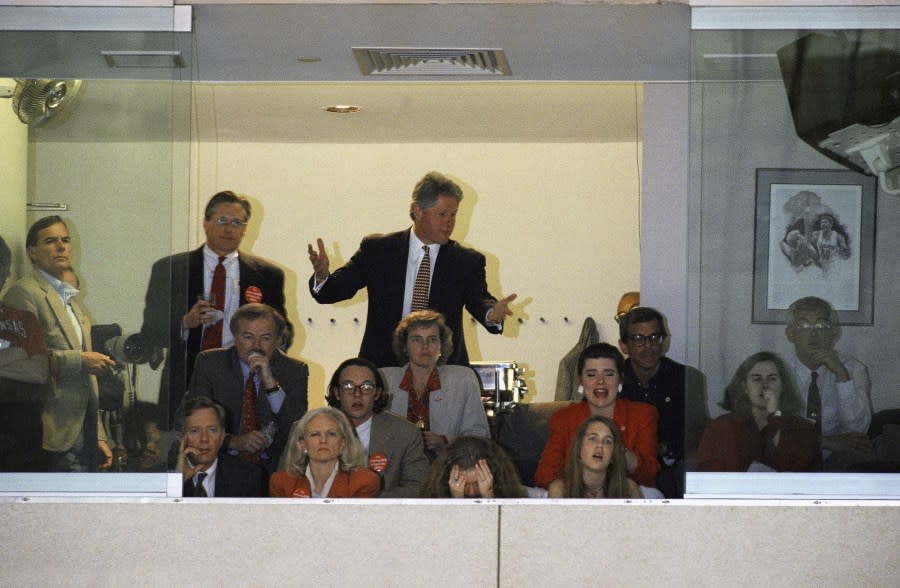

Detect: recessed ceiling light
[324,105,360,114]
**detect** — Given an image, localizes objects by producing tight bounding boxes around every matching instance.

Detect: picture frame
[752,168,877,325]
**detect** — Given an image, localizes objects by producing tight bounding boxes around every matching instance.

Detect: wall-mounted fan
[6,78,83,127]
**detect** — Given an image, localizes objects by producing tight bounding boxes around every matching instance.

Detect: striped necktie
[411,245,431,311]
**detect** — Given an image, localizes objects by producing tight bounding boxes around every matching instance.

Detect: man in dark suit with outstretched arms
[307,171,516,367]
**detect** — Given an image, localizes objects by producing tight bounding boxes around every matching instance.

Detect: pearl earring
[577,384,584,396]
[618,384,623,393]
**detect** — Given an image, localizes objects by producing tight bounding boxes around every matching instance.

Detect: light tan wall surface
[0,88,28,291]
[500,500,900,587]
[197,140,641,405]
[2,498,898,587]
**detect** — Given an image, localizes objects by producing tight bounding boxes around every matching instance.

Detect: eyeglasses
[339,382,377,396]
[213,216,248,228]
[625,333,665,347]
[795,321,833,331]
[408,335,440,347]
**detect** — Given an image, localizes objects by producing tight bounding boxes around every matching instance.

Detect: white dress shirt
[787,353,872,436]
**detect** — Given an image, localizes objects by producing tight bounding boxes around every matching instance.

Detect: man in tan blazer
[3,216,115,471]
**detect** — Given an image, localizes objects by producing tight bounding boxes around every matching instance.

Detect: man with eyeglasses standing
[784,296,871,470]
[142,191,293,429]
[617,307,708,498]
[327,357,428,497]
[184,303,307,475]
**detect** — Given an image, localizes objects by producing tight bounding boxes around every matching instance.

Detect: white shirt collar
[203,243,239,263]
[39,269,78,305]
[305,462,340,498]
[355,415,373,456]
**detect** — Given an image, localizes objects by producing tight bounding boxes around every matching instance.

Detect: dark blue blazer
[183,452,266,498]
[309,229,499,367]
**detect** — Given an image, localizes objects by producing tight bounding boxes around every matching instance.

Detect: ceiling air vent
[352,47,510,76]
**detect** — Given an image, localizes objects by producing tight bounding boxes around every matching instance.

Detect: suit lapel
[34,270,81,350]
[368,413,390,455]
[188,247,205,302]
[238,252,254,304]
[214,457,230,497]
[71,299,92,352]
[223,348,250,431]
[430,239,457,306]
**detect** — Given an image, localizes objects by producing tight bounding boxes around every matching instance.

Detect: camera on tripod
[91,324,160,366]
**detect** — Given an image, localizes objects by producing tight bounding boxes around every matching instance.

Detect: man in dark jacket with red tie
[141,191,292,428]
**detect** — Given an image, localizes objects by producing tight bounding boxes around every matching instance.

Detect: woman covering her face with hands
[419,436,525,498]
[697,351,819,472]
[269,407,380,498]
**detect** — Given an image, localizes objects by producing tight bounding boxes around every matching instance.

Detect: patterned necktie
[807,371,821,434]
[239,373,260,463]
[194,472,208,497]
[411,245,431,311]
[201,256,226,350]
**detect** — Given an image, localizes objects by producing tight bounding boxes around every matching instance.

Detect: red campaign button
[368,452,389,473]
[245,286,263,303]
[291,486,311,498]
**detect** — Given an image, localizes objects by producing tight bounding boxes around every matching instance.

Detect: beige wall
[194,140,641,406]
[2,498,897,586]
[0,84,28,293]
[19,81,641,407]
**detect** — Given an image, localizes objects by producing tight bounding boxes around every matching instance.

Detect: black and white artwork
[753,168,876,325]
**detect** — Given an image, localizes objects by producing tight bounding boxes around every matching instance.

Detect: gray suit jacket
[382,364,490,442]
[367,411,428,498]
[3,269,104,457]
[186,346,308,474]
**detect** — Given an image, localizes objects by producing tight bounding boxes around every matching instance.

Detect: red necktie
[239,373,260,463]
[200,256,226,350]
[411,245,431,311]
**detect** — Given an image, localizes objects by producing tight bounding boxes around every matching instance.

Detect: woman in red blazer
[270,407,380,498]
[535,343,660,489]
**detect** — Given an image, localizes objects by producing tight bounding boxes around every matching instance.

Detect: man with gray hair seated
[784,296,872,470]
[185,303,308,475]
[181,396,265,497]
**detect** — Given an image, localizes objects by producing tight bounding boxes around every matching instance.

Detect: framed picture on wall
[752,168,877,325]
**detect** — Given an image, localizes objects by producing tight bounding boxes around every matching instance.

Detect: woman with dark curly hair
[549,415,641,498]
[419,436,525,498]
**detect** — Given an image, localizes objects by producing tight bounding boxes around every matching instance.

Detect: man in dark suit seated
[307,171,517,367]
[141,190,293,429]
[185,303,308,475]
[181,396,265,498]
[327,357,428,497]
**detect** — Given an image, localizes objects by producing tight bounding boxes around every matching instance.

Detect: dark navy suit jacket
[309,229,499,367]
